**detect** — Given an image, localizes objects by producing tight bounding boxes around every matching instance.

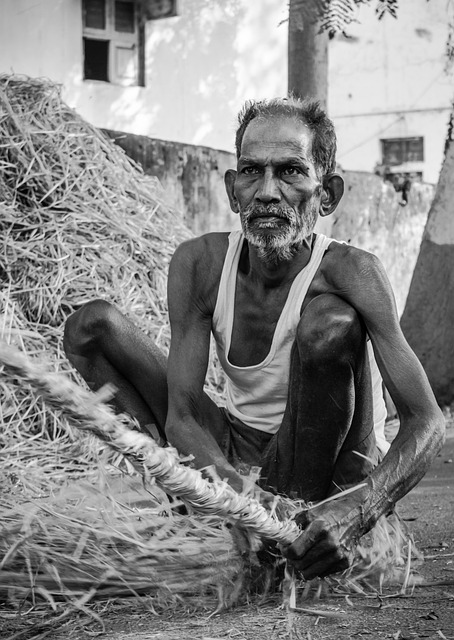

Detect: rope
[0,340,301,545]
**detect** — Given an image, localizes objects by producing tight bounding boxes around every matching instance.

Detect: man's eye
[281,167,300,176]
[242,167,259,175]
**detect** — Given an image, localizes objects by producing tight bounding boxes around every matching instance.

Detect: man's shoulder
[169,232,232,308]
[325,239,381,265]
[322,239,385,284]
[174,231,230,264]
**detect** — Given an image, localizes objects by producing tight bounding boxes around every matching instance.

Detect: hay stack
[0,75,234,615]
[0,74,188,336]
[0,72,190,493]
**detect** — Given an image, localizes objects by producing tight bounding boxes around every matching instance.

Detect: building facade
[329,0,453,185]
[1,0,452,183]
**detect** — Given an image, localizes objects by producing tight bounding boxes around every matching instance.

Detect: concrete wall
[321,171,434,315]
[104,130,240,234]
[107,130,434,316]
[0,1,81,81]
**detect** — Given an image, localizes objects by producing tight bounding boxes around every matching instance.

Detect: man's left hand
[282,497,364,579]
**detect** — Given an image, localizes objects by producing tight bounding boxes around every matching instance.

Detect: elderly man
[64,97,445,579]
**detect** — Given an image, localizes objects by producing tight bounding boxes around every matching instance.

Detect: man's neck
[240,233,316,288]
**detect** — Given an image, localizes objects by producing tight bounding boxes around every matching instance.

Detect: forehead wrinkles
[241,117,314,162]
[242,139,309,153]
[240,139,315,160]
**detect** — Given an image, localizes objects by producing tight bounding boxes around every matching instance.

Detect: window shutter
[113,43,138,85]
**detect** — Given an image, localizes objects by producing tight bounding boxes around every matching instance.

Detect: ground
[2,423,454,640]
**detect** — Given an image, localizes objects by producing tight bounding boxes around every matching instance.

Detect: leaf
[288,0,400,37]
[375,0,399,20]
[320,0,361,37]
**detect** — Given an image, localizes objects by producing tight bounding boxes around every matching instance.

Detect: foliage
[288,0,399,37]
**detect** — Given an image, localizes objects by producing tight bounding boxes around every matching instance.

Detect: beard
[239,202,318,264]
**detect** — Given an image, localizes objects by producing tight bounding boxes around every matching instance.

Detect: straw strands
[0,339,300,545]
[1,479,244,608]
[0,74,236,615]
[0,73,189,339]
[0,331,421,607]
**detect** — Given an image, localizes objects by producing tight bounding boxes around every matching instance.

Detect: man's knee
[297,294,364,364]
[64,299,119,357]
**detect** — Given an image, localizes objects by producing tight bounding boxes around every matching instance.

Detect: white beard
[240,203,317,264]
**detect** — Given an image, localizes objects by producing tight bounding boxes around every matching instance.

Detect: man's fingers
[294,508,311,529]
[284,508,357,579]
[288,537,351,570]
[286,537,331,566]
[285,520,354,579]
[293,551,352,581]
[285,520,328,560]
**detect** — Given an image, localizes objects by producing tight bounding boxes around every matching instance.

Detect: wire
[337,69,450,159]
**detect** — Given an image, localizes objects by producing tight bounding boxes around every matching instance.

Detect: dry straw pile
[0,74,188,336]
[0,74,237,621]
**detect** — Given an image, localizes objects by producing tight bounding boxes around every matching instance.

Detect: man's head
[225,97,344,264]
[235,96,337,179]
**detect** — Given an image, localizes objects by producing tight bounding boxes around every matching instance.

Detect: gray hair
[235,96,337,176]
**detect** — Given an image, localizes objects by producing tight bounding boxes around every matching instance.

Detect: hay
[0,74,233,616]
[0,75,188,333]
[1,478,243,607]
[0,338,300,544]
[0,333,421,599]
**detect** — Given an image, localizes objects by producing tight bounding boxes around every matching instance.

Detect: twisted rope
[0,340,300,545]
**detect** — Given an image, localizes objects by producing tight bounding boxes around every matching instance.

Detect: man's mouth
[250,214,288,224]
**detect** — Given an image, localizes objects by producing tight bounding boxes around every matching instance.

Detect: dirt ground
[2,422,454,640]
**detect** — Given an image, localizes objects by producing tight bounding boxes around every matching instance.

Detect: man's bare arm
[165,238,247,493]
[285,247,445,578]
[344,249,445,519]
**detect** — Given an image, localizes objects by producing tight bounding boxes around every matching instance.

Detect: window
[380,137,424,166]
[82,0,144,86]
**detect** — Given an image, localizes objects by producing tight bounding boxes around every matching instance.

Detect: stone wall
[105,130,434,316]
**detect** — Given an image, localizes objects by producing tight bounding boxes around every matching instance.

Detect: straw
[0,74,234,614]
[1,479,244,606]
[0,338,300,545]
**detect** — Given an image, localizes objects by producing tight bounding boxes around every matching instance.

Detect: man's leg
[261,294,379,502]
[63,299,225,444]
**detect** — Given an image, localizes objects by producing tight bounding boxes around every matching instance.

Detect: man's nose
[255,172,281,203]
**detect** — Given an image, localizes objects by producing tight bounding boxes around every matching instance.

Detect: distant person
[399,175,412,206]
[64,97,445,579]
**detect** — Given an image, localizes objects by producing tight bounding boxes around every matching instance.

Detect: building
[329,1,453,185]
[1,0,452,184]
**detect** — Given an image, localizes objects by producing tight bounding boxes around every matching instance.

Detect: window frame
[82,0,145,87]
[380,137,424,167]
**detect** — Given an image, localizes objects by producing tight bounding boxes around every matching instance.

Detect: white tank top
[212,231,390,455]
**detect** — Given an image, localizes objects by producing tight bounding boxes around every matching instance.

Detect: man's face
[233,115,323,262]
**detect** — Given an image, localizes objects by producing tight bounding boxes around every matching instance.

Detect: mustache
[241,204,296,221]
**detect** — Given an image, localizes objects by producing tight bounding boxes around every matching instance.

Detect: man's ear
[224,169,239,214]
[320,173,344,217]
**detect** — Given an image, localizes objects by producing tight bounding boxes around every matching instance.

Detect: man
[64,97,445,580]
